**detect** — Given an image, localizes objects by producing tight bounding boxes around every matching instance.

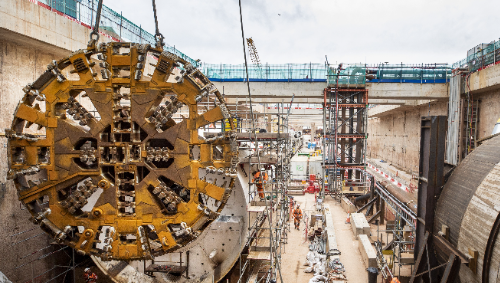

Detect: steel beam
[440,254,461,283]
[414,116,447,282]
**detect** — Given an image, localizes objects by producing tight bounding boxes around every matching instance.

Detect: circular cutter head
[7,42,238,261]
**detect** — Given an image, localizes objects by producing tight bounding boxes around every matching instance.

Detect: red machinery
[305,175,320,194]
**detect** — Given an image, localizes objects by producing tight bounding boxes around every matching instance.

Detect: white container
[290,155,309,179]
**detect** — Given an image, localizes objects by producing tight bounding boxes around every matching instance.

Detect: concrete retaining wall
[367,87,500,174]
[0,36,72,283]
[477,90,500,140]
[367,100,448,173]
[0,0,114,280]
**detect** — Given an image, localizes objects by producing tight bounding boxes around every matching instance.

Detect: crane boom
[246,38,263,77]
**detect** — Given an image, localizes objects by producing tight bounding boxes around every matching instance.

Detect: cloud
[104,0,500,65]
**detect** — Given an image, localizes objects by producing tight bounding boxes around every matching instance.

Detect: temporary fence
[32,0,199,66]
[367,63,451,84]
[202,63,451,84]
[202,63,327,82]
[327,63,451,86]
[452,40,500,72]
[327,64,366,86]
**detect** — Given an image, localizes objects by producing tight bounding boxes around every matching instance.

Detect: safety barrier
[203,63,451,84]
[202,63,327,82]
[328,64,451,86]
[452,40,500,72]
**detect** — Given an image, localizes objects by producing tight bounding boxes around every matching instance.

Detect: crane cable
[88,0,104,47]
[152,0,164,49]
[87,0,164,49]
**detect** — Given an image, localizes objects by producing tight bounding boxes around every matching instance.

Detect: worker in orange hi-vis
[391,277,401,283]
[84,267,98,283]
[293,204,303,230]
[252,168,268,199]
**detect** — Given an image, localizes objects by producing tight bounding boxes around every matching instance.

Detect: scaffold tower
[322,64,369,199]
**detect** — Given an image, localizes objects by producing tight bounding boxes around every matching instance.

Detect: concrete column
[311,123,316,138]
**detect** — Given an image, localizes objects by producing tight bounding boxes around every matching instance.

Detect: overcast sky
[104,0,500,65]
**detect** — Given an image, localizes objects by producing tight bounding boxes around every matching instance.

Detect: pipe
[367,167,418,214]
[354,193,371,206]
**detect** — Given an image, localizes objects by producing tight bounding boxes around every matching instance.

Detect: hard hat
[84,268,91,272]
[297,204,300,208]
[260,168,265,171]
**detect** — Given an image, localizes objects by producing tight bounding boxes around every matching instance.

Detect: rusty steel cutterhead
[6,42,239,260]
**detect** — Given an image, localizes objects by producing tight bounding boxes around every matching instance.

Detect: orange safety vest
[391,278,400,283]
[85,273,98,283]
[253,171,268,184]
[293,208,302,220]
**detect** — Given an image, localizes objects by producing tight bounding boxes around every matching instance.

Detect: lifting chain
[88,0,104,47]
[152,0,164,49]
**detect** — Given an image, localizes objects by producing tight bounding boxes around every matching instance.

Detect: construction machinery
[6,41,239,263]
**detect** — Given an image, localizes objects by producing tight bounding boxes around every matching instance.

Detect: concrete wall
[476,89,500,140]
[0,36,71,283]
[0,0,114,280]
[467,62,500,94]
[367,63,500,174]
[367,101,448,174]
[0,0,113,52]
[464,63,500,140]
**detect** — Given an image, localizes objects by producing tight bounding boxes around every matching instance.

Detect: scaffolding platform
[247,250,271,261]
[235,132,290,141]
[241,155,278,164]
[288,185,305,195]
[247,206,266,213]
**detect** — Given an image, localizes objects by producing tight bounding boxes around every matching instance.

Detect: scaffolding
[234,101,301,283]
[322,64,368,199]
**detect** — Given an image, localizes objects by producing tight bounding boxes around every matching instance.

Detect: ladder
[465,100,479,154]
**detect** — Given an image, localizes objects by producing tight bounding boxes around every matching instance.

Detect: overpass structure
[206,64,451,127]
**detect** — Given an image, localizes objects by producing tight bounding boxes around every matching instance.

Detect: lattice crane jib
[246,38,262,72]
[6,42,239,261]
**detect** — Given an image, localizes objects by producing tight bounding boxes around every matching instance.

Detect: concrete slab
[323,204,340,259]
[0,0,113,53]
[366,82,448,100]
[468,63,500,94]
[358,234,377,268]
[219,81,448,104]
[341,197,357,214]
[351,213,371,238]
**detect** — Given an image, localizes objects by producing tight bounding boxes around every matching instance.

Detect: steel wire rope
[88,0,104,45]
[238,1,283,282]
[151,0,164,48]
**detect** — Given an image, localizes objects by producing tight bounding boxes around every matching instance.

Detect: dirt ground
[280,194,369,283]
